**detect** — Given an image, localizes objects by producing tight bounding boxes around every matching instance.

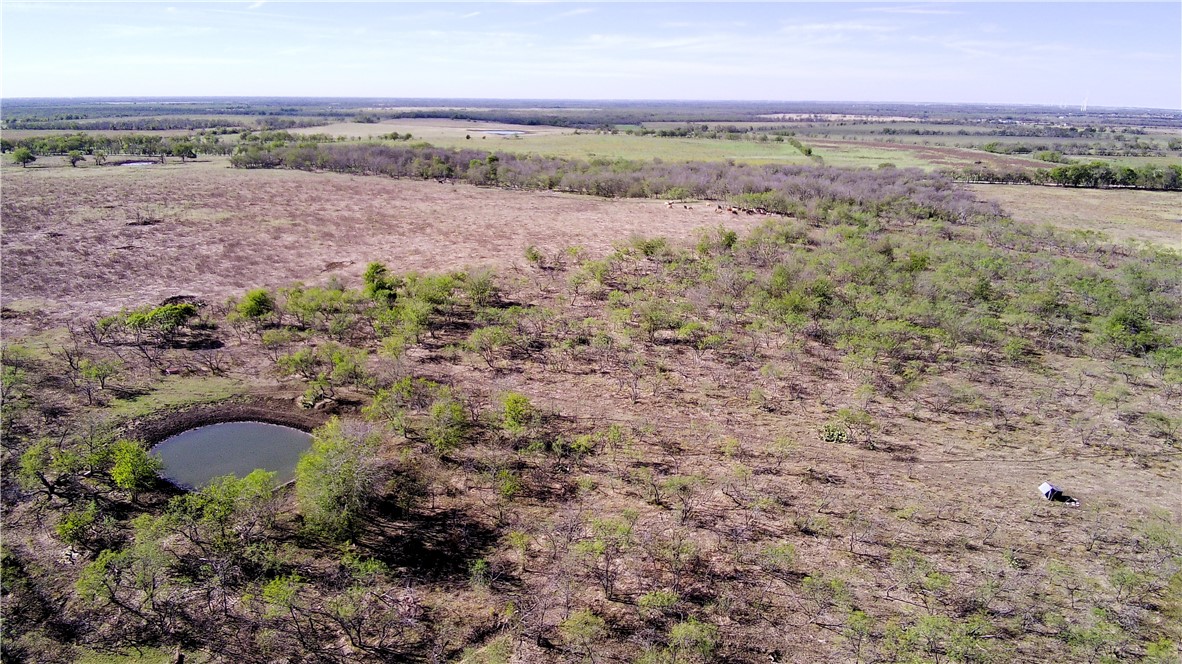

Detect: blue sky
[3,2,1179,108]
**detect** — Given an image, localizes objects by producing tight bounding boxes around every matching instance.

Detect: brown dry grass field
[1,156,759,326]
[970,184,1182,250]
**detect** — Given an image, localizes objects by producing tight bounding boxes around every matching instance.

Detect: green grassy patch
[77,648,213,664]
[108,375,246,419]
[1,324,71,361]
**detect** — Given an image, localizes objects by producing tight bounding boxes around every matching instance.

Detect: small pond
[478,130,526,136]
[119,161,157,167]
[153,421,313,489]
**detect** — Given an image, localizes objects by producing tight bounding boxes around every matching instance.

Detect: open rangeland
[970,184,1182,249]
[1,156,759,326]
[2,155,1179,664]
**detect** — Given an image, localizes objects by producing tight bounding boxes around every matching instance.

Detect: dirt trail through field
[2,161,759,325]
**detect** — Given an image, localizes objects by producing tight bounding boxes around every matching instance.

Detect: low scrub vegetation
[232,141,1182,193]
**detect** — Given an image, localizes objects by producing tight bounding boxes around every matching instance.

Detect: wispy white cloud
[781,21,900,34]
[860,6,960,16]
[657,20,748,30]
[96,22,215,39]
[89,55,251,68]
[516,6,594,27]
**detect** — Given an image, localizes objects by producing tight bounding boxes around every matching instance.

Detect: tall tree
[12,147,35,168]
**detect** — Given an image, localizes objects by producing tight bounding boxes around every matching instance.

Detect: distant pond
[153,421,313,489]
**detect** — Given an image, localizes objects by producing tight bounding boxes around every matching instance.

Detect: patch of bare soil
[815,138,1046,170]
[1,163,760,326]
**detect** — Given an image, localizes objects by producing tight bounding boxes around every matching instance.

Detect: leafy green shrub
[499,392,537,437]
[236,289,275,320]
[669,618,719,661]
[294,418,383,541]
[460,635,513,664]
[638,589,680,613]
[55,501,102,549]
[109,440,162,499]
[468,558,491,588]
[560,609,607,651]
[523,245,545,268]
[1096,306,1162,356]
[820,422,850,443]
[425,395,469,454]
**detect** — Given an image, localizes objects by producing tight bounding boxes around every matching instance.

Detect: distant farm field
[970,184,1182,249]
[294,120,1060,170]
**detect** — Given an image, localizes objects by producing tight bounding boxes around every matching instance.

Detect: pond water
[119,161,156,167]
[479,130,526,136]
[153,421,313,489]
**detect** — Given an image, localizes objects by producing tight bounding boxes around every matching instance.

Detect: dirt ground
[1,157,759,326]
[809,138,1048,170]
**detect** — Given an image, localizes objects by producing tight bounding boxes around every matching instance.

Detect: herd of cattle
[665,200,772,215]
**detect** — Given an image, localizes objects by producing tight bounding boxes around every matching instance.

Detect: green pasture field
[294,120,1061,170]
[296,120,819,165]
[300,121,1178,170]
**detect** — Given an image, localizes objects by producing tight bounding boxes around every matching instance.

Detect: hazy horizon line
[3,96,1179,113]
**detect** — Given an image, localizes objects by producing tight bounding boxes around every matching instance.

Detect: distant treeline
[1,133,234,157]
[9,97,1178,131]
[0,130,365,158]
[231,142,992,224]
[626,124,800,140]
[1,116,327,132]
[947,161,1182,190]
[883,125,1151,139]
[977,139,1174,158]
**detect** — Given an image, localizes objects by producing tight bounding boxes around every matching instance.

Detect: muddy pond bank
[123,397,332,445]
